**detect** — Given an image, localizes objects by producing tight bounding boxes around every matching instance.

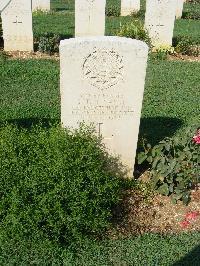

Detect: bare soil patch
[2,51,59,60]
[110,187,200,238]
[168,54,200,62]
[2,51,200,62]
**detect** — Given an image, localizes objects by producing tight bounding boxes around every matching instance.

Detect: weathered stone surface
[60,37,148,177]
[75,0,106,37]
[32,0,50,11]
[176,0,184,19]
[145,0,176,47]
[0,0,11,12]
[121,0,140,16]
[1,0,33,51]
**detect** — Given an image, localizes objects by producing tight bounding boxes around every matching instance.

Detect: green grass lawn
[0,0,200,264]
[32,0,200,42]
[0,233,200,265]
[0,58,199,145]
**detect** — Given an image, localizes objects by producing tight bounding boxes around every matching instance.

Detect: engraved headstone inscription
[121,0,140,16]
[32,0,50,11]
[145,0,176,47]
[60,37,148,177]
[0,0,11,12]
[75,0,106,37]
[176,0,184,19]
[1,0,33,51]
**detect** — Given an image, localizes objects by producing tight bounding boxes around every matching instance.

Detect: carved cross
[156,23,164,27]
[13,16,22,25]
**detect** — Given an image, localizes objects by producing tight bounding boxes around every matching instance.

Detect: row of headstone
[1,0,185,51]
[60,0,185,176]
[76,0,184,47]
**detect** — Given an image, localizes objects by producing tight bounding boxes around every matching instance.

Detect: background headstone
[145,0,176,47]
[75,0,106,37]
[121,0,140,16]
[0,0,11,12]
[32,0,50,11]
[60,37,148,177]
[1,0,33,51]
[176,0,184,19]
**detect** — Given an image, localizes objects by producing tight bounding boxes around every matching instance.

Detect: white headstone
[145,0,176,47]
[60,37,148,177]
[0,0,11,12]
[75,0,106,37]
[32,0,50,11]
[176,0,184,19]
[121,0,140,16]
[1,0,33,51]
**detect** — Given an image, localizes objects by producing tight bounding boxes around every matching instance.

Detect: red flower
[193,135,200,144]
[180,220,190,228]
[193,128,200,144]
[185,211,199,221]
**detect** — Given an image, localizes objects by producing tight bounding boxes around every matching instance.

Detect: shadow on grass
[172,245,200,266]
[1,116,183,144]
[0,118,60,129]
[51,7,72,12]
[135,117,183,176]
[138,116,183,146]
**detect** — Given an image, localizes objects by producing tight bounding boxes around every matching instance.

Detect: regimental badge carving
[86,0,95,3]
[82,49,124,90]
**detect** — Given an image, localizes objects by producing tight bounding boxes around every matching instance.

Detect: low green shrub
[130,9,145,19]
[38,32,60,54]
[106,5,120,17]
[117,20,151,46]
[174,36,200,56]
[0,124,122,247]
[187,0,200,3]
[152,45,175,60]
[182,11,200,20]
[0,51,9,61]
[138,128,200,204]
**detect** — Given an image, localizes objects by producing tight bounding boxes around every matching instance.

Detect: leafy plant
[182,11,200,20]
[138,128,200,204]
[106,5,120,17]
[174,36,200,56]
[152,45,175,60]
[0,124,123,247]
[117,20,151,46]
[38,33,60,54]
[0,51,9,61]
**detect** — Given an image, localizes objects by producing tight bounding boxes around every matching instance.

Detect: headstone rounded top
[0,0,11,12]
[60,36,149,53]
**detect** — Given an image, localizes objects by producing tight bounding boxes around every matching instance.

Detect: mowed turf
[0,232,200,265]
[33,0,200,41]
[0,1,200,265]
[0,58,199,144]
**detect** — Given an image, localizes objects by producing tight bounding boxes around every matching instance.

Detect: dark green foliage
[0,124,122,246]
[138,128,200,204]
[0,51,9,62]
[117,20,151,46]
[105,5,120,17]
[38,33,60,54]
[182,10,200,20]
[174,36,200,56]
